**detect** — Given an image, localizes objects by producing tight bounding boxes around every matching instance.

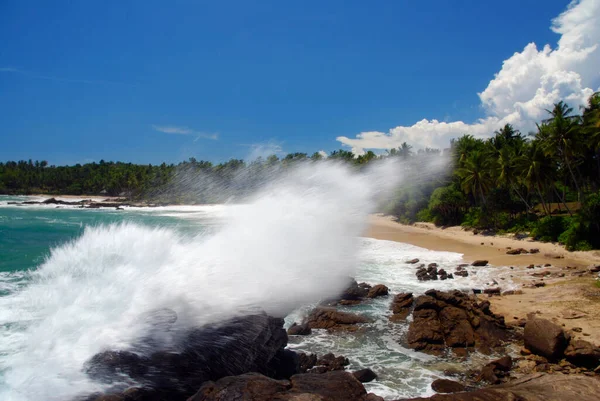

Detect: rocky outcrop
[306,307,371,332]
[524,318,569,361]
[389,292,414,322]
[308,353,350,373]
[367,284,389,298]
[188,371,372,401]
[287,322,311,336]
[406,290,511,356]
[431,379,465,393]
[328,278,389,305]
[85,313,296,401]
[399,373,600,401]
[453,266,469,277]
[416,265,454,281]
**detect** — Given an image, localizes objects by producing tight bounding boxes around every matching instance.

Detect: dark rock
[85,313,293,400]
[306,307,370,332]
[187,373,291,401]
[506,249,522,255]
[471,260,488,267]
[287,322,311,336]
[454,270,469,277]
[431,378,466,393]
[524,318,568,361]
[564,339,600,369]
[529,248,540,254]
[483,288,501,296]
[313,353,349,372]
[366,284,389,298]
[353,368,377,383]
[298,353,317,373]
[287,371,367,401]
[338,278,370,301]
[389,292,414,321]
[406,290,511,356]
[480,356,512,384]
[406,258,420,264]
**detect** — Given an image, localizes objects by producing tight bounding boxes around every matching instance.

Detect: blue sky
[1,0,598,165]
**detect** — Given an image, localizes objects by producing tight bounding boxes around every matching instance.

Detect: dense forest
[2,93,600,250]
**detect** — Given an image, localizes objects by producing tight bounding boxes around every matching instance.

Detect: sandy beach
[366,214,600,345]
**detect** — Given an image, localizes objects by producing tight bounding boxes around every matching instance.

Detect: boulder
[288,371,367,401]
[564,339,600,369]
[187,373,290,401]
[406,290,511,356]
[406,258,420,264]
[399,373,600,401]
[367,284,389,298]
[85,313,294,400]
[287,322,311,336]
[353,368,377,383]
[389,292,414,321]
[431,379,466,393]
[306,307,370,332]
[471,260,488,267]
[524,318,568,361]
[338,278,370,301]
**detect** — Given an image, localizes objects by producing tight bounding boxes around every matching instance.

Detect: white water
[0,161,422,401]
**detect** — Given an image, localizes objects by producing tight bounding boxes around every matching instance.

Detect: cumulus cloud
[152,125,218,140]
[337,0,600,154]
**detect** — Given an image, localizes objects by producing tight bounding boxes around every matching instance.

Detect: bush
[428,185,467,226]
[530,216,568,242]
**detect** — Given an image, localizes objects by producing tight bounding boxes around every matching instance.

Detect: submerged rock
[306,307,371,332]
[287,322,312,336]
[353,368,377,383]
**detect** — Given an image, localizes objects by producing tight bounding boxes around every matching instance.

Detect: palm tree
[497,146,531,210]
[517,141,555,216]
[539,101,583,199]
[456,150,493,206]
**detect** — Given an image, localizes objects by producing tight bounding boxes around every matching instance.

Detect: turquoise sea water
[0,196,221,274]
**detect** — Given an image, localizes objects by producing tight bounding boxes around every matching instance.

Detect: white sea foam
[0,161,417,401]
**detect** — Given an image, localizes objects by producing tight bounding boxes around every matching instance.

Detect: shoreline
[366,214,600,268]
[366,214,600,345]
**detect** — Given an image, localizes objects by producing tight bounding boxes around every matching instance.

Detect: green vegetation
[2,92,599,250]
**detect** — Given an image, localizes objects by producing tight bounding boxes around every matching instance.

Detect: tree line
[1,92,599,250]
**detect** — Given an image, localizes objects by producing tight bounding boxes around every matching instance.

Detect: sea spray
[0,158,447,401]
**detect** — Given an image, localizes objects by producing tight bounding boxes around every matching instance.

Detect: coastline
[366,214,600,268]
[366,214,600,345]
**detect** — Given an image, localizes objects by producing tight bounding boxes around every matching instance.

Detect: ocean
[0,190,514,400]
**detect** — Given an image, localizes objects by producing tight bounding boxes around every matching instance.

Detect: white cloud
[338,0,600,153]
[152,125,218,140]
